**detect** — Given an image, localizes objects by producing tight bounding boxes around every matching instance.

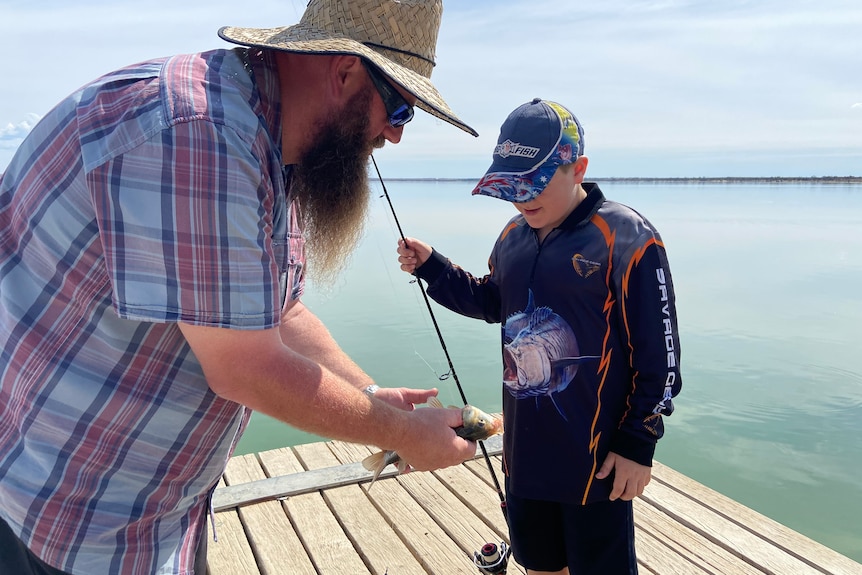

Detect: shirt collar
[557,182,606,231]
[236,47,282,163]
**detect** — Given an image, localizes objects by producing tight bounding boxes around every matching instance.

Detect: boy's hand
[595,452,652,501]
[397,237,432,274]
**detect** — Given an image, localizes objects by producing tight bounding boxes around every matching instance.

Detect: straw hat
[218,0,477,136]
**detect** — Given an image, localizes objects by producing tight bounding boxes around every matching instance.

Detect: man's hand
[372,387,438,411]
[595,452,652,501]
[396,404,475,472]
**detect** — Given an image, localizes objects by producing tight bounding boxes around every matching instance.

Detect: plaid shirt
[0,48,299,574]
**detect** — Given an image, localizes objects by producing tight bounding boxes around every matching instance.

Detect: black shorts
[0,515,209,575]
[0,516,72,575]
[505,489,638,574]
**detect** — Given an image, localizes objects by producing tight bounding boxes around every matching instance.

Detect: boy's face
[512,157,588,235]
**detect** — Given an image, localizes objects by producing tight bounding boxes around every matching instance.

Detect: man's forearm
[177,319,473,472]
[180,318,405,449]
[278,301,374,390]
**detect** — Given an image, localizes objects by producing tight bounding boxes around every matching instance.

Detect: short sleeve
[90,119,283,329]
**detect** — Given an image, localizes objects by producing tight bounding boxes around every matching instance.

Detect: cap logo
[494,139,540,159]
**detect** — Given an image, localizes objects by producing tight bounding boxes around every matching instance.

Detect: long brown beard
[290,88,381,287]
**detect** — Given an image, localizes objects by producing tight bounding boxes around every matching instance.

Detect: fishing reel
[473,541,511,574]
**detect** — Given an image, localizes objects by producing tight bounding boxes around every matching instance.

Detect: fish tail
[427,396,444,409]
[361,451,388,487]
[396,459,410,474]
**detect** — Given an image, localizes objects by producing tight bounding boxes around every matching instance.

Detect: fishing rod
[370,156,512,574]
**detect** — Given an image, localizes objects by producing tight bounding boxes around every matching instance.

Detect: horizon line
[378,175,862,183]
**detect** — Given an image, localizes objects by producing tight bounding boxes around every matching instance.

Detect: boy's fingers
[595,453,615,479]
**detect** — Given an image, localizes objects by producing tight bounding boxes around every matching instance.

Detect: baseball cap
[471,98,585,203]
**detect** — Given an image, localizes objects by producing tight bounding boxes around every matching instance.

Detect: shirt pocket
[285,227,306,303]
[275,197,306,307]
[271,234,290,308]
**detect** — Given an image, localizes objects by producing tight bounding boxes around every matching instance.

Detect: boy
[396,98,682,574]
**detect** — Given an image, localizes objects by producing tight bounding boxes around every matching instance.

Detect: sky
[1,0,860,178]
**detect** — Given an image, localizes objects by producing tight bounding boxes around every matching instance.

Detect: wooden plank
[211,439,862,575]
[401,465,527,575]
[634,498,766,575]
[461,454,758,575]
[222,454,317,575]
[465,456,862,573]
[635,526,715,575]
[643,474,826,575]
[327,440,375,465]
[432,462,508,541]
[462,456,504,490]
[461,454,724,575]
[207,477,261,575]
[258,447,369,575]
[324,440,472,573]
[430,464,526,575]
[651,462,862,575]
[397,467,507,570]
[213,437,505,512]
[294,442,428,575]
[292,440,356,478]
[360,472,478,574]
[328,441,524,575]
[212,460,392,512]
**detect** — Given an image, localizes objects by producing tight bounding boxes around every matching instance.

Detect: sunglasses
[363,62,415,128]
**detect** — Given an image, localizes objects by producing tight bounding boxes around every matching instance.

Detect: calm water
[235,180,862,563]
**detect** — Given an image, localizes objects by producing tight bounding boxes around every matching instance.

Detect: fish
[502,289,599,420]
[361,396,503,487]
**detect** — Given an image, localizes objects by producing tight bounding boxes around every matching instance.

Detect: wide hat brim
[218,24,477,137]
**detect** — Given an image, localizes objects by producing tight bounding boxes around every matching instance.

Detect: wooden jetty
[206,436,862,575]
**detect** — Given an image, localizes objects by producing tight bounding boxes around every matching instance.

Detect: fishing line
[370,155,507,517]
[414,350,451,381]
[368,188,449,379]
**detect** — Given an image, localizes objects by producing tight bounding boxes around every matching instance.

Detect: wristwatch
[364,384,380,396]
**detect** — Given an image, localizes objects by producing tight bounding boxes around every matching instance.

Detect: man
[0,0,478,573]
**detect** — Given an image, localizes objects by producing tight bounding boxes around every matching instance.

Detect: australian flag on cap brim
[471,98,584,203]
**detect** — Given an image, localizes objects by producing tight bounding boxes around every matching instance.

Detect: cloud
[2,0,860,176]
[0,114,41,149]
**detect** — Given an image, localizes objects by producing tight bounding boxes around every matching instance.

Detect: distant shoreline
[381,176,862,184]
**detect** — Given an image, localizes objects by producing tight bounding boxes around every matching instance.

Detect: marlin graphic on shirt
[502,290,600,420]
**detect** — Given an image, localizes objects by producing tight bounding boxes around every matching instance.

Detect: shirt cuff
[608,431,656,467]
[413,248,449,285]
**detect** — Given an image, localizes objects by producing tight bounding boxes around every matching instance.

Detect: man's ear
[328,55,366,101]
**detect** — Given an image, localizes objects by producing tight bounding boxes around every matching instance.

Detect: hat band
[362,42,436,67]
